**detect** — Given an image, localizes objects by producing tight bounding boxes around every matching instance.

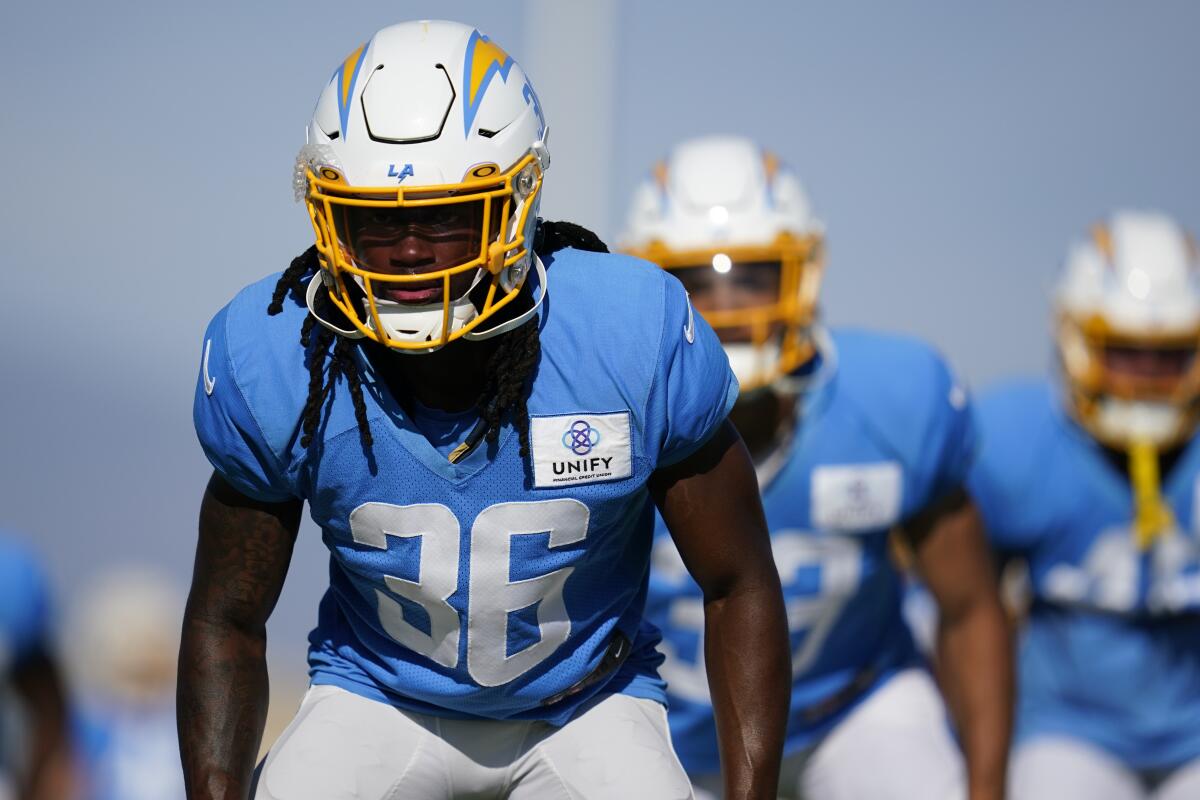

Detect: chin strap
[462,254,548,341]
[1129,439,1176,550]
[306,274,366,339]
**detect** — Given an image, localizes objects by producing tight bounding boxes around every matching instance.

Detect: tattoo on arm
[178,472,301,800]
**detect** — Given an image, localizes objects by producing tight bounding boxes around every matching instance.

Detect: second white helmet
[621,136,824,391]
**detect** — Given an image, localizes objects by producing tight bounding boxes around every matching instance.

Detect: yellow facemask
[303,153,543,351]
[1058,314,1200,548]
[626,232,825,392]
[1058,313,1200,444]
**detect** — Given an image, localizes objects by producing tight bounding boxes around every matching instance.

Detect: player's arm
[178,471,302,800]
[650,420,789,800]
[10,649,75,800]
[901,488,1012,800]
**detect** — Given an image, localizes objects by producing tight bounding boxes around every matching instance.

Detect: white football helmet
[621,136,824,391]
[295,20,550,352]
[1056,210,1200,448]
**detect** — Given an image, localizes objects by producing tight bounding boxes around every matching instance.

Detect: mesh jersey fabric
[193,247,738,724]
[646,329,975,773]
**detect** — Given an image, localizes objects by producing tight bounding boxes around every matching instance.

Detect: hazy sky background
[4,1,1200,696]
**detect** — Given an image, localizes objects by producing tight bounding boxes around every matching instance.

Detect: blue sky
[3,0,1199,683]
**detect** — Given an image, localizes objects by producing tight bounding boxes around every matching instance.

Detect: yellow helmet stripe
[462,29,514,137]
[336,42,369,138]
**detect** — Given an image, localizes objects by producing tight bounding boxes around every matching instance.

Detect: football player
[180,21,790,800]
[0,532,75,800]
[969,211,1200,799]
[623,136,1012,800]
[72,569,185,800]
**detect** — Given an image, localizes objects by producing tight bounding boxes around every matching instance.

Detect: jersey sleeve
[966,383,1048,555]
[913,354,977,507]
[193,304,296,503]
[892,347,974,515]
[644,273,739,468]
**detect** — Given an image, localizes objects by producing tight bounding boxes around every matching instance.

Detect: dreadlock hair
[266,219,609,461]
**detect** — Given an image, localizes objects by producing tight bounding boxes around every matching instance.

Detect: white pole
[522,0,617,240]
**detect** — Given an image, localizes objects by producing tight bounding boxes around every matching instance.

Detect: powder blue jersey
[0,533,52,677]
[0,533,53,780]
[646,330,974,774]
[969,379,1200,769]
[193,248,737,725]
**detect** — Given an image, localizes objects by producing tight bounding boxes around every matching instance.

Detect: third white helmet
[1056,210,1200,448]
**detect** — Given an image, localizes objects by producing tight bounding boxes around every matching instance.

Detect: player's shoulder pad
[971,376,1059,496]
[540,247,677,382]
[543,247,674,317]
[966,376,1064,551]
[197,274,313,465]
[539,248,735,466]
[830,328,968,460]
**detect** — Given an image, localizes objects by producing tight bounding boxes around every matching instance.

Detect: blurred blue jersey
[75,702,185,800]
[646,330,974,774]
[969,378,1200,769]
[0,533,52,676]
[0,533,53,782]
[194,249,737,725]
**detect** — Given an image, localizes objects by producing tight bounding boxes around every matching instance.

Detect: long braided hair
[266,219,609,459]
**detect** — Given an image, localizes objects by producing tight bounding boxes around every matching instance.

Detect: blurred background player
[182,21,789,800]
[0,532,75,800]
[68,567,185,800]
[969,211,1200,800]
[623,136,1012,800]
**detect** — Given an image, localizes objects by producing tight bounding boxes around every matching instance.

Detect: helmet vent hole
[478,128,499,139]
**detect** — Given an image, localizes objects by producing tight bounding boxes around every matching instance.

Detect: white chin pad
[306,274,365,339]
[351,269,484,351]
[463,254,549,341]
[1093,398,1185,446]
[367,295,480,349]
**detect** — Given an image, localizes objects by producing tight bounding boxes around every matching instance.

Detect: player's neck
[365,337,501,414]
[728,388,795,462]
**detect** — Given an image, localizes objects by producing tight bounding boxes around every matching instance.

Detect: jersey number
[658,532,862,702]
[349,499,590,687]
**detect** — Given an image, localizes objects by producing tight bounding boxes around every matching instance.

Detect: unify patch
[530,412,633,488]
[810,461,903,533]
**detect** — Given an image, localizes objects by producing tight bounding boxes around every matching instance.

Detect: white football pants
[694,668,964,800]
[254,684,693,800]
[1011,737,1200,800]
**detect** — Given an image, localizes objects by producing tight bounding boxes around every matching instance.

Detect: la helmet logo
[388,163,414,183]
[562,419,601,456]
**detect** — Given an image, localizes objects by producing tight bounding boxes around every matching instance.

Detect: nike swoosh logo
[683,295,696,344]
[203,339,217,396]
